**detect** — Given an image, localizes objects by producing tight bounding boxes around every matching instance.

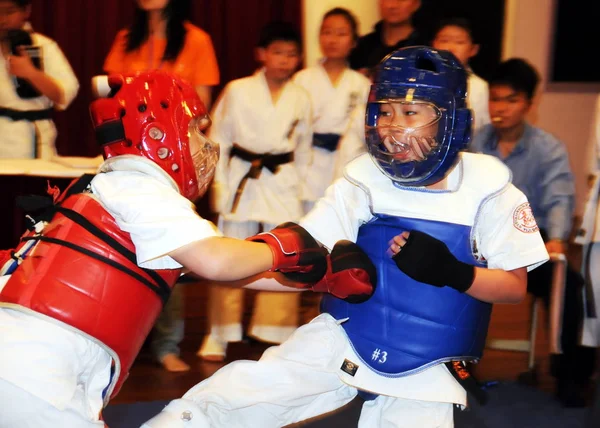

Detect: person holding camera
[0,0,79,159]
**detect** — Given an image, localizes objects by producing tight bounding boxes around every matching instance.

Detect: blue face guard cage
[365,46,473,187]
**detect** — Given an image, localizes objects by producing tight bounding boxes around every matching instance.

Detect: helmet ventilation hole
[148,127,164,140]
[138,104,147,113]
[157,147,169,159]
[415,57,437,72]
[160,101,169,109]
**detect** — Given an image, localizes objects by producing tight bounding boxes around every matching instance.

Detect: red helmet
[90,71,218,201]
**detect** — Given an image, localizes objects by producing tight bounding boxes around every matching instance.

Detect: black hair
[257,21,302,50]
[7,0,31,7]
[489,58,540,100]
[125,0,191,62]
[321,7,359,42]
[432,16,478,44]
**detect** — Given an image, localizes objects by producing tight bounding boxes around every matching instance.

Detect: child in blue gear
[141,46,549,428]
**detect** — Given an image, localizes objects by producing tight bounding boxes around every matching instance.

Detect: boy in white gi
[0,0,79,159]
[293,7,371,213]
[142,47,549,428]
[199,21,313,361]
[432,17,490,133]
[0,71,375,427]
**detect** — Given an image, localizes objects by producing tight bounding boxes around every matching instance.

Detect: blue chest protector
[321,214,490,377]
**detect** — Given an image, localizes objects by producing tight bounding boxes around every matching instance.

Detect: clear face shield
[366,99,447,184]
[369,100,442,162]
[188,115,220,198]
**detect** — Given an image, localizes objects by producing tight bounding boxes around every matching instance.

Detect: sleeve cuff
[487,247,550,273]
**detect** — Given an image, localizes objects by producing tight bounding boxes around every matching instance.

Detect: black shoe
[557,379,588,408]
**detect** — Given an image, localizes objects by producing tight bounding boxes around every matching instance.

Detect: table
[0,156,102,248]
[0,156,214,248]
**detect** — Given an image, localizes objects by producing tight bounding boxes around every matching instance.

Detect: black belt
[229,144,294,213]
[313,133,341,152]
[0,107,53,121]
[445,361,488,406]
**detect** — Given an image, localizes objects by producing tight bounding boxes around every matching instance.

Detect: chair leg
[517,298,539,386]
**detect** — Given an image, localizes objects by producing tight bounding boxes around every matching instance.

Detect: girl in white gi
[142,47,549,428]
[432,17,490,134]
[293,8,371,213]
[0,70,372,428]
[198,21,313,361]
[0,0,79,159]
[575,94,600,349]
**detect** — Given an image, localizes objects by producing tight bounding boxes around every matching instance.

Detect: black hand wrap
[392,230,475,293]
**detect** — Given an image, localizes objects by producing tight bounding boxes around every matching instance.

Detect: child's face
[0,1,30,37]
[375,101,440,163]
[188,115,219,198]
[319,14,355,61]
[432,25,478,67]
[258,40,301,82]
[488,84,531,131]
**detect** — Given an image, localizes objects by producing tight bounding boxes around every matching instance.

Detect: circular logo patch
[513,202,539,233]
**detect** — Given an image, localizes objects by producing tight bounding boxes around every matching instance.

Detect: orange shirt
[103,21,219,87]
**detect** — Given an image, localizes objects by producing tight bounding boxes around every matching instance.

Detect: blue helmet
[365,46,472,187]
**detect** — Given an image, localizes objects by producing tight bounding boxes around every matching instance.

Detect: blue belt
[313,133,341,152]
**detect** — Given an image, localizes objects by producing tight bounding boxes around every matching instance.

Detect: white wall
[302,0,380,67]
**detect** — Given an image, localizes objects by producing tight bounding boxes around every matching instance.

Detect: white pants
[0,308,111,428]
[0,378,105,428]
[581,243,600,347]
[143,315,454,428]
[205,220,300,344]
[0,117,57,160]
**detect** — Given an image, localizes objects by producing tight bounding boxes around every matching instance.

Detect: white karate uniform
[293,62,371,204]
[210,69,312,223]
[0,158,219,427]
[467,72,490,134]
[0,28,79,159]
[143,152,549,428]
[200,70,313,349]
[574,94,600,347]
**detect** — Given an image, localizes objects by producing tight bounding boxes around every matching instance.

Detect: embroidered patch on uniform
[340,359,359,376]
[513,202,539,233]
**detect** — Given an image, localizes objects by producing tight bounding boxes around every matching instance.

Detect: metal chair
[485,253,567,385]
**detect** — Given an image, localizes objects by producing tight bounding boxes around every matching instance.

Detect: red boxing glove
[312,240,377,303]
[247,222,328,284]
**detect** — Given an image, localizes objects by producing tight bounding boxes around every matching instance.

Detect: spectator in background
[431,16,490,133]
[293,7,371,213]
[349,0,423,79]
[0,0,79,159]
[574,93,600,395]
[199,21,312,363]
[103,0,220,372]
[471,58,595,407]
[104,0,219,108]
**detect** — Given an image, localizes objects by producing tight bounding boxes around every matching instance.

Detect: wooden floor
[112,283,574,406]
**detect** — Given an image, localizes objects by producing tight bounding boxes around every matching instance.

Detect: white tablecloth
[0,156,102,178]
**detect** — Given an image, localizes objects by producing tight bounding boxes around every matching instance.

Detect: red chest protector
[0,176,181,404]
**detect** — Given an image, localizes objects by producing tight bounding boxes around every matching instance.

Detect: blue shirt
[470,123,575,240]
